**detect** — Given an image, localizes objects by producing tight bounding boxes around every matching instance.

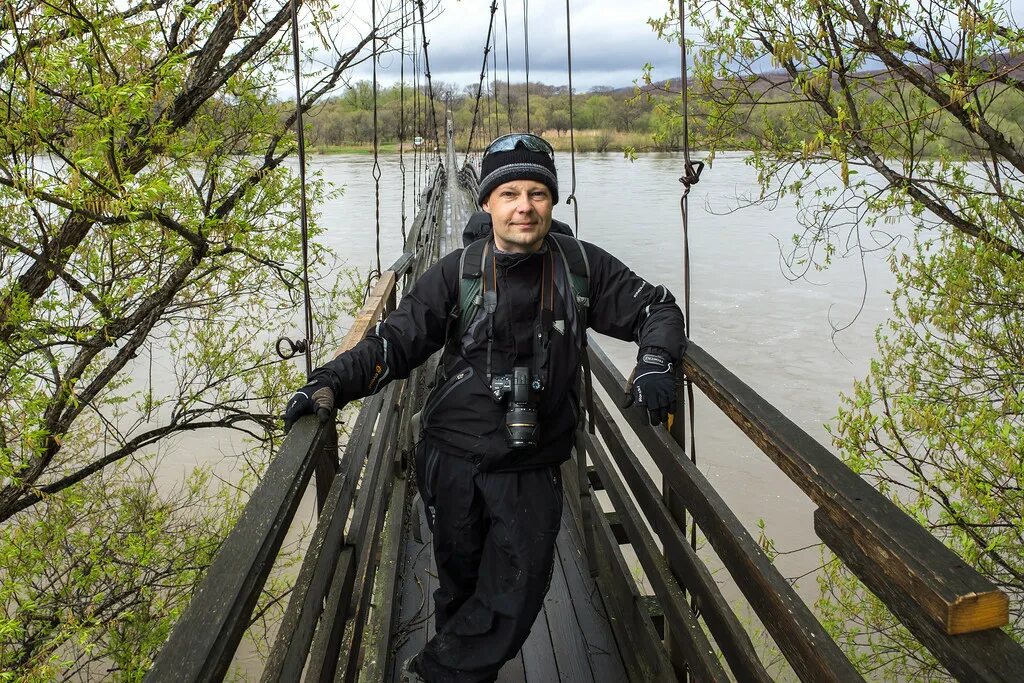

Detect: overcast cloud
[346,0,682,91]
[335,0,1024,91]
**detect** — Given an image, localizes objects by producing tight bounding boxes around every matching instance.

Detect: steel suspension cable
[464,1,499,166]
[676,0,704,566]
[399,0,407,243]
[289,0,314,376]
[371,0,382,280]
[412,0,420,200]
[502,0,513,131]
[523,0,530,132]
[417,0,442,162]
[492,25,500,140]
[564,0,578,236]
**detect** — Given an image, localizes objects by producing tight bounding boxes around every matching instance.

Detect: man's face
[482,180,553,253]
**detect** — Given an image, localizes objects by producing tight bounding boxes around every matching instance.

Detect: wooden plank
[262,432,364,682]
[588,341,862,683]
[261,392,385,681]
[544,533,597,682]
[591,398,772,682]
[337,393,404,682]
[495,650,527,682]
[682,342,1008,635]
[554,510,630,682]
[334,270,397,357]
[589,493,676,683]
[587,433,729,682]
[816,508,1024,682]
[357,473,409,683]
[388,516,433,682]
[426,542,438,643]
[146,418,329,683]
[519,598,559,682]
[305,546,358,682]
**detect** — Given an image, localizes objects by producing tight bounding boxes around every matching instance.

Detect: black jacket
[316,235,686,472]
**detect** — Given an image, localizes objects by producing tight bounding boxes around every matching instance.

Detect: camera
[490,366,543,449]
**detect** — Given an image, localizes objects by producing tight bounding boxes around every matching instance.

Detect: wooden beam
[260,394,384,682]
[591,398,772,683]
[146,418,329,682]
[588,432,730,682]
[589,488,677,682]
[304,546,357,683]
[682,342,1008,635]
[587,340,863,683]
[334,270,398,358]
[356,472,409,683]
[816,508,1024,681]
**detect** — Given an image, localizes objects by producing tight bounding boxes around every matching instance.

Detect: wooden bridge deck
[387,477,631,682]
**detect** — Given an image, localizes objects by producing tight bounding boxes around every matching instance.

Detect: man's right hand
[283,377,336,433]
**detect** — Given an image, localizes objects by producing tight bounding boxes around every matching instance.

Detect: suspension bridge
[141,117,1024,681]
[144,0,1023,679]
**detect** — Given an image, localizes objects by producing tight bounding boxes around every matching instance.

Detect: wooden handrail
[680,342,1008,636]
[146,418,331,682]
[584,429,730,681]
[587,340,863,682]
[588,397,772,682]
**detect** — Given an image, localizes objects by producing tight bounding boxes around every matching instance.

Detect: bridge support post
[314,422,339,513]
[663,371,693,680]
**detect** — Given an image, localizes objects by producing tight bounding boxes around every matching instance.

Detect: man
[284,133,686,682]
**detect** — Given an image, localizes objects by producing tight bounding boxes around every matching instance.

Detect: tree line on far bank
[300,76,1024,157]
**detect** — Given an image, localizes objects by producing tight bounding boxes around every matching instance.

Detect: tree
[0,0,412,676]
[652,0,1024,677]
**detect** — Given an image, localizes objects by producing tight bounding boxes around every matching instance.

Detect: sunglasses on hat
[482,133,554,159]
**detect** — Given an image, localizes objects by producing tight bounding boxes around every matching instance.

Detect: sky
[340,0,683,92]
[328,0,1024,93]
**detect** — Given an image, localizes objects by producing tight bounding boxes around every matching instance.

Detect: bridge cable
[564,0,578,237]
[288,0,314,376]
[412,0,420,201]
[417,0,443,162]
[502,0,513,131]
[676,0,705,577]
[492,24,500,140]
[523,0,530,131]
[399,0,408,244]
[370,0,383,290]
[464,2,500,167]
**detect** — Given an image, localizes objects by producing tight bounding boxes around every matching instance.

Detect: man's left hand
[628,349,676,426]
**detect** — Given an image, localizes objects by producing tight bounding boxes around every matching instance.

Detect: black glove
[627,349,676,426]
[283,376,336,433]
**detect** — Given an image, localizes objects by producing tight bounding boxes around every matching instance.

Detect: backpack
[450,214,596,433]
[455,214,590,341]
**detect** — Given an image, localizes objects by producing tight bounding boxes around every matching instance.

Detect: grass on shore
[311,130,668,155]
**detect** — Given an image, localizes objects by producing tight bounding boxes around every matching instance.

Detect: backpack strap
[549,233,596,434]
[455,238,492,341]
[548,232,590,331]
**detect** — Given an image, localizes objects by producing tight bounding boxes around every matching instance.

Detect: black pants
[414,439,564,683]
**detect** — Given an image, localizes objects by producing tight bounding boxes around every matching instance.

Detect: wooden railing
[146,166,446,682]
[562,338,1024,682]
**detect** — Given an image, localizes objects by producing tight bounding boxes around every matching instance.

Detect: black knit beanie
[477,144,559,206]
